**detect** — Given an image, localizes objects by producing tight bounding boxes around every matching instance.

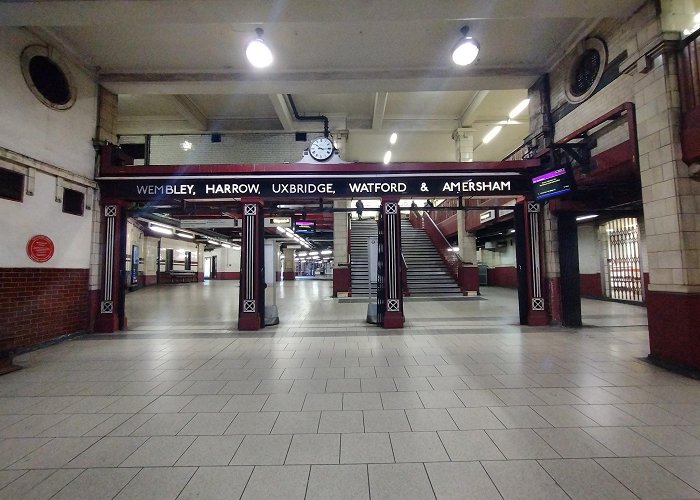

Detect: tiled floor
[1,280,699,499]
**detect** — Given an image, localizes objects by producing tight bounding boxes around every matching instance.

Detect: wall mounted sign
[130,245,139,285]
[480,210,495,223]
[26,234,54,263]
[99,173,531,200]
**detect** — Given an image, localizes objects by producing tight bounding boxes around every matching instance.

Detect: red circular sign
[27,235,55,263]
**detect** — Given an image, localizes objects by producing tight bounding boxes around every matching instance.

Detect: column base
[333,267,351,297]
[458,265,479,295]
[238,313,262,331]
[383,312,404,329]
[94,314,119,333]
[527,310,549,326]
[648,290,700,371]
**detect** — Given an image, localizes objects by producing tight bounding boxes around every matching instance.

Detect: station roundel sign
[26,235,55,263]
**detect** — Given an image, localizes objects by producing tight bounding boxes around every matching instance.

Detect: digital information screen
[532,168,572,200]
[294,220,316,235]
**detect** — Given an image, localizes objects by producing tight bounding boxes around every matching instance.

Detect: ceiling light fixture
[508,99,530,119]
[389,132,398,145]
[452,26,480,66]
[179,140,192,151]
[383,150,392,164]
[576,214,599,222]
[246,28,273,68]
[482,125,502,144]
[150,225,173,235]
[176,231,194,239]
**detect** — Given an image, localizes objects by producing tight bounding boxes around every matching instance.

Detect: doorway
[602,217,643,302]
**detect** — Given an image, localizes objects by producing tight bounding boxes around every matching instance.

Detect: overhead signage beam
[99,173,532,200]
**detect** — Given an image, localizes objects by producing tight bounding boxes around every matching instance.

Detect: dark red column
[238,198,264,330]
[380,197,404,328]
[516,200,549,326]
[94,201,127,333]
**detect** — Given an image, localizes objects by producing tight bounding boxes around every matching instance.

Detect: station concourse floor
[1,281,699,499]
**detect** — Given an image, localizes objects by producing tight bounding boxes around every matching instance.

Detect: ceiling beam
[459,90,490,127]
[100,68,539,95]
[0,0,645,26]
[372,92,389,130]
[169,95,208,131]
[269,94,296,131]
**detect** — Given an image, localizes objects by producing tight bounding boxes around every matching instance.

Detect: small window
[62,188,84,216]
[0,167,24,202]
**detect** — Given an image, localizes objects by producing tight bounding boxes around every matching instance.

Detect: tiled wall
[537,1,700,294]
[122,133,318,164]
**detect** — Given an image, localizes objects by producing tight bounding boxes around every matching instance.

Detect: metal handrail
[423,211,465,265]
[400,252,410,296]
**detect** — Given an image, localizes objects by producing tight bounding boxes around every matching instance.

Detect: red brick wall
[0,268,89,352]
[214,272,240,280]
[487,267,518,287]
[579,273,603,297]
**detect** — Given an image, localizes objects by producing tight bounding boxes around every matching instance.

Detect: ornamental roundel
[565,38,607,104]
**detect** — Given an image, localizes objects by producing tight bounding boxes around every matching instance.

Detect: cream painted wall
[159,238,201,271]
[479,238,516,267]
[0,28,97,178]
[342,131,457,162]
[207,246,242,273]
[577,224,600,274]
[0,171,93,268]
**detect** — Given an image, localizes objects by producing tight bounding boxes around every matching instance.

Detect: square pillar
[94,201,127,333]
[333,199,351,296]
[380,198,404,328]
[515,201,549,326]
[457,205,479,295]
[238,198,265,330]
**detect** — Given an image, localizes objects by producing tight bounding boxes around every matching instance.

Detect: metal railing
[400,252,410,296]
[421,211,463,282]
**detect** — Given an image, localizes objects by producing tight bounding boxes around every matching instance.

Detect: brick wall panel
[0,268,89,352]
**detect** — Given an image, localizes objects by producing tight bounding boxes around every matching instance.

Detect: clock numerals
[309,137,334,161]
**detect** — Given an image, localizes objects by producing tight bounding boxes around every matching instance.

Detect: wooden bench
[168,271,197,283]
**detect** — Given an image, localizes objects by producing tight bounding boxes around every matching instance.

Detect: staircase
[350,219,378,296]
[401,220,462,296]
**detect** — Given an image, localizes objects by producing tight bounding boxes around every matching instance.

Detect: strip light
[150,225,173,235]
[508,99,530,119]
[482,126,502,144]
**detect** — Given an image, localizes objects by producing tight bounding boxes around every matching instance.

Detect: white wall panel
[0,172,92,268]
[0,28,96,178]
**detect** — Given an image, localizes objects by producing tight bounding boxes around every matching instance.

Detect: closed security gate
[602,217,643,302]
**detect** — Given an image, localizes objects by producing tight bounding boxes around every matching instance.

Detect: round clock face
[309,137,334,162]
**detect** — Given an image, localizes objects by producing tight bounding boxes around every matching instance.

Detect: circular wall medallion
[26,235,55,263]
[20,45,76,110]
[565,38,608,104]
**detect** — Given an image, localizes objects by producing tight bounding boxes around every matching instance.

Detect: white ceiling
[0,0,646,162]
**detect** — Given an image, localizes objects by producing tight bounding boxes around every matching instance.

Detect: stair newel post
[380,197,404,328]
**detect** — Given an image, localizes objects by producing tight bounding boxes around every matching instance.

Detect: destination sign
[99,174,531,200]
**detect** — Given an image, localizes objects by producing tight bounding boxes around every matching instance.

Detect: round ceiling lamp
[246,28,273,68]
[452,26,480,66]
